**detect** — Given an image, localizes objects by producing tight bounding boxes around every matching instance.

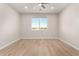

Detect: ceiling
[8,3,69,14]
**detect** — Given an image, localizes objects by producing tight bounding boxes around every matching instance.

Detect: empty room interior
[0,3,79,56]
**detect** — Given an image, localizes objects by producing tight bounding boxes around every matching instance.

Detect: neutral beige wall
[0,4,20,49]
[59,4,79,49]
[20,13,59,39]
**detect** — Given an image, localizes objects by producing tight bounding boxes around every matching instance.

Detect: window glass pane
[32,18,39,30]
[40,18,48,30]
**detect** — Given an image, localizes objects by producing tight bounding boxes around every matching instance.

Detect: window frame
[32,17,48,30]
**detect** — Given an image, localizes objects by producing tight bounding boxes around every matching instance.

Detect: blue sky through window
[32,18,39,28]
[40,18,48,28]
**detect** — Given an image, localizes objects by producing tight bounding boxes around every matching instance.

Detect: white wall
[20,13,59,39]
[59,4,79,49]
[0,4,20,49]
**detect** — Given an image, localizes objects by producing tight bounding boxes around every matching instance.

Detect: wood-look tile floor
[0,39,79,56]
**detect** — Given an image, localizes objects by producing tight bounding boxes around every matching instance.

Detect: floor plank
[0,39,79,56]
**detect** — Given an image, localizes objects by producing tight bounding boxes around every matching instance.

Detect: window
[32,17,48,30]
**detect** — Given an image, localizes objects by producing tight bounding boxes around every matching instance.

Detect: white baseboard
[59,38,79,51]
[0,39,20,50]
[20,37,59,39]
